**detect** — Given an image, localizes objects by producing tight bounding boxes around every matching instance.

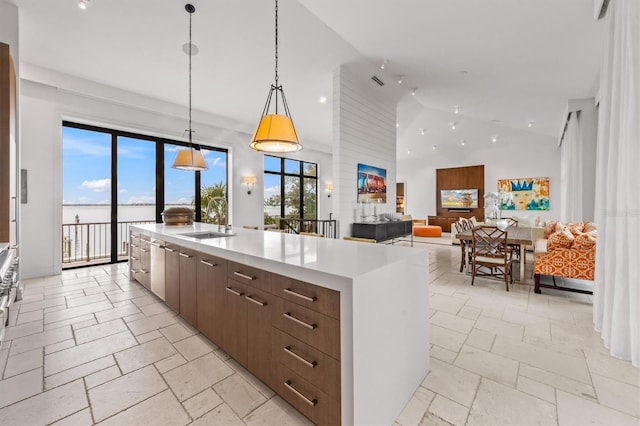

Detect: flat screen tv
[441,189,479,209]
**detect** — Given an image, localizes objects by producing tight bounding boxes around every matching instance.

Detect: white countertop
[131,223,426,288]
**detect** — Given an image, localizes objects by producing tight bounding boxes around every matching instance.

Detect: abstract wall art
[498,177,549,211]
[357,163,387,203]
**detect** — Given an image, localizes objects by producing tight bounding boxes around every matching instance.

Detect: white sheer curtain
[593,0,640,367]
[560,112,583,222]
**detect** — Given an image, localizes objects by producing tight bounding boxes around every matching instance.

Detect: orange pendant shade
[172,148,207,171]
[250,114,301,153]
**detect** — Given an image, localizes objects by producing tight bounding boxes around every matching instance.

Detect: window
[62,121,227,267]
[263,155,317,226]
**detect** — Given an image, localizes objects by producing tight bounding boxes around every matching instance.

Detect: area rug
[394,232,453,246]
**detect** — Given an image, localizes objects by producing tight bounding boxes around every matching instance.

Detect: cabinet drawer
[276,363,340,426]
[227,261,270,292]
[272,328,340,398]
[273,298,340,360]
[271,274,339,320]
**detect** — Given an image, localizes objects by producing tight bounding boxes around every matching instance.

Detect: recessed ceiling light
[528,120,536,128]
[491,136,497,143]
[449,122,457,130]
[432,144,438,150]
[420,128,425,136]
[381,59,388,70]
[397,75,403,85]
[396,121,400,128]
[411,88,417,96]
[460,140,466,146]
[319,96,327,104]
[78,0,91,9]
[407,149,411,155]
[454,105,460,114]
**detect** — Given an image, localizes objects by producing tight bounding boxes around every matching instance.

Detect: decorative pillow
[568,222,585,236]
[555,221,567,233]
[544,221,558,238]
[583,222,597,233]
[573,233,596,250]
[547,229,574,251]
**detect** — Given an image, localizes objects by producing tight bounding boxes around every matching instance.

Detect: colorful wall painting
[498,177,549,211]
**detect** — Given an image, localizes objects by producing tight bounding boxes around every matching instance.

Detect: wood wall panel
[0,43,14,242]
[435,165,485,219]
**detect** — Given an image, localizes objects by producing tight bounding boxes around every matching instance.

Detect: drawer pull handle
[150,242,165,248]
[140,248,149,253]
[284,380,317,407]
[165,247,176,252]
[284,346,317,368]
[130,256,138,261]
[140,269,149,274]
[179,253,192,258]
[130,244,138,248]
[200,260,217,267]
[245,295,267,307]
[283,312,317,330]
[233,271,255,281]
[284,288,317,302]
[225,286,244,297]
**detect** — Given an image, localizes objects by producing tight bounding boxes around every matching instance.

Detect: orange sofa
[533,221,596,294]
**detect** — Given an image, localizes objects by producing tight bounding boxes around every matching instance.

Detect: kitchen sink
[178,231,235,239]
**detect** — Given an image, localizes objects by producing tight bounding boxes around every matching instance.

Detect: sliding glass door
[62,121,228,268]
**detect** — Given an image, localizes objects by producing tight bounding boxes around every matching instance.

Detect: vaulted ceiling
[11,0,604,158]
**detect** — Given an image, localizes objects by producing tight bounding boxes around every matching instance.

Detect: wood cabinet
[164,243,180,314]
[1,43,17,244]
[196,253,227,343]
[128,232,341,425]
[221,277,248,366]
[246,286,274,387]
[178,247,197,326]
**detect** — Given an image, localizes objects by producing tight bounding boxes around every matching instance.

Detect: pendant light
[250,0,302,153]
[172,3,208,171]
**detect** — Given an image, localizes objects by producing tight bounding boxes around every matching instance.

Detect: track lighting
[528,120,536,128]
[449,122,457,130]
[460,140,466,146]
[420,128,425,136]
[491,136,498,143]
[454,105,460,114]
[78,0,91,9]
[397,75,403,85]
[411,88,417,96]
[381,59,388,70]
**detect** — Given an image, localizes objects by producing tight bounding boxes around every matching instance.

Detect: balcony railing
[279,218,338,238]
[62,220,155,267]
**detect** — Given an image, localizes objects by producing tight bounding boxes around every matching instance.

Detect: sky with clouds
[63,126,227,206]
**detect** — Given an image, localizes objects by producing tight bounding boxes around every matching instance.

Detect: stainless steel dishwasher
[150,239,166,300]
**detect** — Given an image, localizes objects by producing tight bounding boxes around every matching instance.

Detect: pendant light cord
[274,0,279,87]
[188,6,193,144]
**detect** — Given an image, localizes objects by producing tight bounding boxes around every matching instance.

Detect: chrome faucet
[207,197,228,232]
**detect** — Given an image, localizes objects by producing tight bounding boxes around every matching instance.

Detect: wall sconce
[243,176,257,194]
[325,183,333,198]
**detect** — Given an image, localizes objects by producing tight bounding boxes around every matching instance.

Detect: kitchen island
[130,223,429,425]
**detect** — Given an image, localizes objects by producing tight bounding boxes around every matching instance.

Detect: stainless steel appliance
[0,242,21,348]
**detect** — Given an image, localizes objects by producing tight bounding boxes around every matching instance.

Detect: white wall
[579,104,598,221]
[19,66,332,278]
[397,131,561,225]
[332,65,398,237]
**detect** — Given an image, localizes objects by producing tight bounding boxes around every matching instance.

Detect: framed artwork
[498,177,549,210]
[357,163,387,202]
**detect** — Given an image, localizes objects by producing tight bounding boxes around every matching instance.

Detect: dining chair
[502,217,521,260]
[471,226,514,291]
[454,220,472,272]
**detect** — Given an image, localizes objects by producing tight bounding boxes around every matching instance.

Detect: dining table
[455,226,533,282]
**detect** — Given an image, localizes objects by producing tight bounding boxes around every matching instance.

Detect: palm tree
[199,182,226,224]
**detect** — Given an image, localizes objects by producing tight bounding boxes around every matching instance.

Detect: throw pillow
[568,222,585,236]
[544,221,557,238]
[583,222,597,233]
[573,233,596,250]
[547,229,574,251]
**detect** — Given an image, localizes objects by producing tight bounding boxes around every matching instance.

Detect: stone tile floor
[0,244,638,425]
